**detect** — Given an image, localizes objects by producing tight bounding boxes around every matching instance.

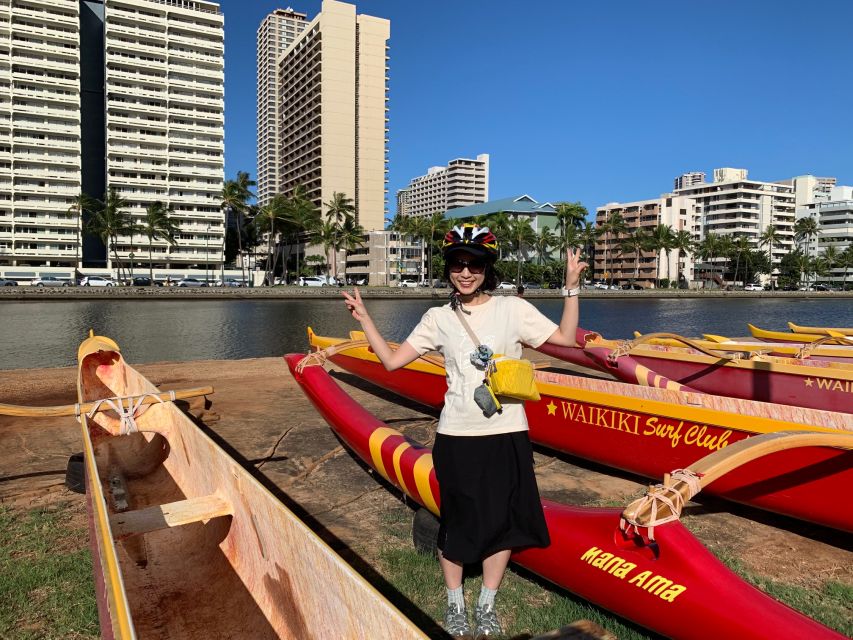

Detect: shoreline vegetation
[1,287,850,301]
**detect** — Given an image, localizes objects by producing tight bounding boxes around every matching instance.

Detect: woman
[343,223,587,639]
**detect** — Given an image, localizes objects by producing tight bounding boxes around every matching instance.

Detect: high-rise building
[397,154,489,219]
[0,0,227,278]
[675,168,796,279]
[276,0,389,232]
[673,172,705,191]
[0,0,82,268]
[777,174,837,208]
[595,196,698,287]
[104,0,225,273]
[256,7,307,206]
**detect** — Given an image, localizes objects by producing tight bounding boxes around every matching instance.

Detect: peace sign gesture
[565,248,588,289]
[342,287,369,322]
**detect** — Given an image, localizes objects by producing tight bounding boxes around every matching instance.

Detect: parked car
[177,277,207,288]
[812,284,832,292]
[299,276,329,287]
[398,279,418,288]
[744,283,763,291]
[32,276,72,287]
[496,282,516,290]
[0,277,17,286]
[80,276,117,287]
[522,282,542,290]
[131,276,163,287]
[215,278,245,287]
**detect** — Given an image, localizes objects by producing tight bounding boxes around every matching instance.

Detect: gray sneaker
[473,603,502,638]
[444,602,473,639]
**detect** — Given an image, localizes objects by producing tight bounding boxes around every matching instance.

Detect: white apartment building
[673,171,705,191]
[780,174,837,209]
[277,0,389,232]
[343,228,422,286]
[797,186,852,284]
[675,169,796,280]
[0,0,82,268]
[397,153,489,218]
[104,0,225,274]
[256,7,306,206]
[595,195,698,287]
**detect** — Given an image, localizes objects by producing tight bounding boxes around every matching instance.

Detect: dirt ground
[1,354,851,611]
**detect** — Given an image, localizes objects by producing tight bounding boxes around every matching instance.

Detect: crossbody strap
[453,304,482,349]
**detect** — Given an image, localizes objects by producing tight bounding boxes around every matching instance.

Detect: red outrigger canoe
[308,329,853,533]
[285,353,847,640]
[536,332,853,414]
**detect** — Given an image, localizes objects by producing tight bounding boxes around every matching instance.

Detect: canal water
[0,297,850,370]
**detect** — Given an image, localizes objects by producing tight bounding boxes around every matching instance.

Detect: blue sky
[220,0,853,217]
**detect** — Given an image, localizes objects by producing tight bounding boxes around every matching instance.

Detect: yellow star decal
[804,378,813,387]
[546,401,557,416]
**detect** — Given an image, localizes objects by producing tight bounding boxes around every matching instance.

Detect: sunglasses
[448,258,486,274]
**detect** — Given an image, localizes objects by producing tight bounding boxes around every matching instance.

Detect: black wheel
[36,283,44,287]
[412,507,440,555]
[85,283,90,286]
[65,452,86,494]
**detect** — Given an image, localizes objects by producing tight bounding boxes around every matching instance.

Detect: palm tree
[87,187,133,282]
[821,245,839,288]
[324,191,355,226]
[220,172,255,284]
[139,201,180,284]
[314,218,338,282]
[508,215,536,283]
[759,224,782,290]
[68,192,99,277]
[288,184,320,280]
[794,216,820,284]
[671,230,693,288]
[839,245,853,290]
[554,201,587,265]
[601,211,627,286]
[254,194,289,285]
[696,233,720,288]
[533,226,555,265]
[484,211,511,260]
[423,211,448,287]
[648,224,674,288]
[619,229,650,286]
[731,236,752,286]
[579,220,601,282]
[338,214,366,284]
[717,234,735,286]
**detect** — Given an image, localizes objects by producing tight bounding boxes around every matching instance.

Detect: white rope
[81,392,174,435]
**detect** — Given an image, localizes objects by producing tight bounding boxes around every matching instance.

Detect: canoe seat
[109,494,232,540]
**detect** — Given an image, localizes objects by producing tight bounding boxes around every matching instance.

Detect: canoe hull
[77,336,426,639]
[285,354,844,640]
[315,347,853,533]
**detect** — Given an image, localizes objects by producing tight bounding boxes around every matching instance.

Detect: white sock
[447,586,465,609]
[478,586,497,609]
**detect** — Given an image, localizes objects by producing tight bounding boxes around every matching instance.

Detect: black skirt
[433,431,550,564]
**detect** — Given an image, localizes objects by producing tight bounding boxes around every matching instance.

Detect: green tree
[696,233,721,288]
[533,226,555,266]
[338,214,366,284]
[484,211,511,260]
[220,172,256,284]
[649,224,675,288]
[731,236,752,286]
[671,230,693,288]
[508,216,537,283]
[717,234,735,284]
[759,224,782,290]
[554,201,587,266]
[839,245,853,290]
[600,211,627,285]
[87,187,133,282]
[821,245,839,287]
[422,211,449,287]
[139,201,180,285]
[619,229,650,286]
[579,220,601,282]
[254,194,290,285]
[794,216,820,284]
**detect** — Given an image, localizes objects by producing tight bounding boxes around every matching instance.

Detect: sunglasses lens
[450,259,485,274]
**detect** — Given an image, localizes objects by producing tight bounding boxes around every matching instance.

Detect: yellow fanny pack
[487,355,540,402]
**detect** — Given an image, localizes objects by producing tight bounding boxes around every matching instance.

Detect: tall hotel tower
[257,8,307,206]
[0,0,225,273]
[0,0,82,268]
[271,0,389,232]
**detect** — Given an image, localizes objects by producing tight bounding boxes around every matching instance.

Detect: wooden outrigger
[307,328,853,532]
[286,353,849,640]
[75,333,427,639]
[787,322,853,337]
[749,323,853,344]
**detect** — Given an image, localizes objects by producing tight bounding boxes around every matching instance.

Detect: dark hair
[443,259,497,292]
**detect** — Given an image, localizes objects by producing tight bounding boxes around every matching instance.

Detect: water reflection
[0,297,849,370]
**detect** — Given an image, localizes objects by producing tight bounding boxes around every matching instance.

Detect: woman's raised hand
[566,248,589,289]
[342,287,370,322]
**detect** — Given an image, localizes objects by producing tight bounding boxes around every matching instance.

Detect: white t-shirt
[404,295,558,436]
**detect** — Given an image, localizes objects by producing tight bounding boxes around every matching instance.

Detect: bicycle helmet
[442,223,499,261]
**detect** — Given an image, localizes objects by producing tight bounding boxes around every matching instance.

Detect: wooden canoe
[285,353,847,640]
[787,322,853,336]
[749,324,853,344]
[76,333,427,639]
[636,332,853,363]
[307,328,853,532]
[542,332,853,413]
